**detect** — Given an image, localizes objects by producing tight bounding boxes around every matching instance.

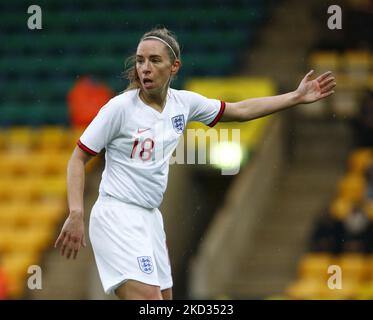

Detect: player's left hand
[295,70,336,104]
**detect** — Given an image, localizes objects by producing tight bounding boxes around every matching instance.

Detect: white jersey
[78,88,225,209]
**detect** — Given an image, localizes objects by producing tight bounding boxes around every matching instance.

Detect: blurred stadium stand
[281,0,373,300]
[189,0,373,300]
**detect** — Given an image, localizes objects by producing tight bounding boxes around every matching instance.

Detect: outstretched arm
[220,70,336,122]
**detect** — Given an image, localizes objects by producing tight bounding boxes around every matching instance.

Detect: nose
[141,60,151,74]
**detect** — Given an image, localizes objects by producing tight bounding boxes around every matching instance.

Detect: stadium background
[0,0,372,299]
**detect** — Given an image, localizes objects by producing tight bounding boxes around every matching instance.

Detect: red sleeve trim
[77,140,98,156]
[208,101,226,127]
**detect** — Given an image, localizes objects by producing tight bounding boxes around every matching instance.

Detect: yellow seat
[286,278,325,300]
[0,178,14,201]
[39,176,67,200]
[337,174,366,204]
[297,253,334,281]
[330,197,354,220]
[20,202,66,227]
[309,51,340,75]
[35,126,70,151]
[343,50,370,84]
[0,227,15,253]
[348,148,373,174]
[11,226,53,252]
[363,201,373,221]
[338,253,367,282]
[356,280,373,300]
[0,204,21,228]
[0,153,31,177]
[5,127,35,152]
[9,177,42,202]
[27,151,70,177]
[365,255,373,280]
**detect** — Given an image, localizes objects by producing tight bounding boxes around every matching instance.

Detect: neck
[140,86,169,112]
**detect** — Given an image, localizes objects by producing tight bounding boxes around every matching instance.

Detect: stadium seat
[0,205,21,228]
[363,201,373,221]
[343,50,370,84]
[364,255,373,280]
[20,202,66,228]
[286,278,325,300]
[0,227,15,254]
[309,51,340,75]
[35,126,70,151]
[347,148,373,174]
[0,179,14,202]
[329,197,354,220]
[8,177,42,202]
[39,176,67,200]
[297,253,334,281]
[356,281,373,300]
[337,174,366,204]
[11,227,54,253]
[29,152,70,177]
[0,153,30,177]
[5,127,35,151]
[337,253,367,282]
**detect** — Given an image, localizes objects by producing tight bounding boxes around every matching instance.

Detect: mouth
[143,78,154,88]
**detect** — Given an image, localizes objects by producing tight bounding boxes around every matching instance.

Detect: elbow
[69,146,92,167]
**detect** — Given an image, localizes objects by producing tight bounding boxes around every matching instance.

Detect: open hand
[295,70,336,104]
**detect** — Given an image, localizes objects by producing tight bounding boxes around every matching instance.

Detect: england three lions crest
[171,114,185,134]
[137,256,154,274]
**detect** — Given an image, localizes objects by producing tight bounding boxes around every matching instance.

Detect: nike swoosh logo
[138,128,151,133]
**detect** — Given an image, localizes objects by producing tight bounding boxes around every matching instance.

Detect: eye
[151,58,161,63]
[136,58,144,64]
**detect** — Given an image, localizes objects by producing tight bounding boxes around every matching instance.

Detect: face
[136,39,180,93]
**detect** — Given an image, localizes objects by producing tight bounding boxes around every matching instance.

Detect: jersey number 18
[130,138,155,161]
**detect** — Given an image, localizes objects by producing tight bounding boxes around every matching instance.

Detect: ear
[171,59,181,76]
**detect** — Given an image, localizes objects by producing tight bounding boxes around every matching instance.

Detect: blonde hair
[124,27,181,91]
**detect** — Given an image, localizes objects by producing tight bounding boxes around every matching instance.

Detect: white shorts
[89,195,173,295]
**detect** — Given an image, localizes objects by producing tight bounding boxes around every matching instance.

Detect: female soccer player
[54,27,336,300]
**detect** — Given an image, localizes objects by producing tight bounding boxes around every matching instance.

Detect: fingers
[319,75,335,88]
[73,242,81,260]
[305,69,315,79]
[81,234,87,248]
[321,81,336,94]
[54,231,65,248]
[320,90,335,99]
[61,235,70,257]
[58,233,84,259]
[316,71,333,82]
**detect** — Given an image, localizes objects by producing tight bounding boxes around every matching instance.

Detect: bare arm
[55,146,93,259]
[67,146,92,216]
[221,70,336,122]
